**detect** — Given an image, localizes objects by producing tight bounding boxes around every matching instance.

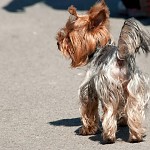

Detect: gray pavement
[0,0,150,150]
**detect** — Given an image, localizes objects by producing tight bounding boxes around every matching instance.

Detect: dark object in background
[3,0,97,12]
[120,0,150,17]
[122,0,141,9]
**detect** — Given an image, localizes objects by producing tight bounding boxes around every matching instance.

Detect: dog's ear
[68,5,78,17]
[88,0,109,30]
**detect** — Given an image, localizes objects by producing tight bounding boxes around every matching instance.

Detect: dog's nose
[57,42,60,50]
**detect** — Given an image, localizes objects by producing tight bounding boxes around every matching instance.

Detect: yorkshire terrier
[56,0,150,143]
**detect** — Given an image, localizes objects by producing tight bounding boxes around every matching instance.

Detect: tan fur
[79,97,100,135]
[56,0,110,67]
[56,0,150,144]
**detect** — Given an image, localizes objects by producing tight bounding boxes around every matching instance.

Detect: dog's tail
[117,18,150,60]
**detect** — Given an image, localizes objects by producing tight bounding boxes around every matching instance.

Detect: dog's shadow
[49,117,81,127]
[49,117,129,144]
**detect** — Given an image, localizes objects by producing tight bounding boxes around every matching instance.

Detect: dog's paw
[79,126,100,135]
[103,136,116,144]
[129,134,143,143]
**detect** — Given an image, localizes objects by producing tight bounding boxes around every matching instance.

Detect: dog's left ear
[88,0,109,30]
[68,5,78,18]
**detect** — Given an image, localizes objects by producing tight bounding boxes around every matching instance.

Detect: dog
[56,0,150,143]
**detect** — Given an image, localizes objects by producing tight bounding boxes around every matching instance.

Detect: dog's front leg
[78,81,100,135]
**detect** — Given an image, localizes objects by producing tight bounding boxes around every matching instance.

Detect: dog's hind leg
[101,101,118,143]
[125,73,149,142]
[125,94,145,142]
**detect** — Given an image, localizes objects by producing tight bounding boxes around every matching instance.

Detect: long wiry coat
[56,0,150,143]
[79,18,150,142]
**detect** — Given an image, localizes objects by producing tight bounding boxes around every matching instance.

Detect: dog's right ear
[88,0,110,30]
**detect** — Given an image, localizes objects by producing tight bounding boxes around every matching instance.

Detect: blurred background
[2,0,150,18]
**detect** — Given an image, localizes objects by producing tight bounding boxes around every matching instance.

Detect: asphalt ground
[0,0,150,150]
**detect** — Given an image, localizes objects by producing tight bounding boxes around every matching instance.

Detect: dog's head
[56,0,110,67]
